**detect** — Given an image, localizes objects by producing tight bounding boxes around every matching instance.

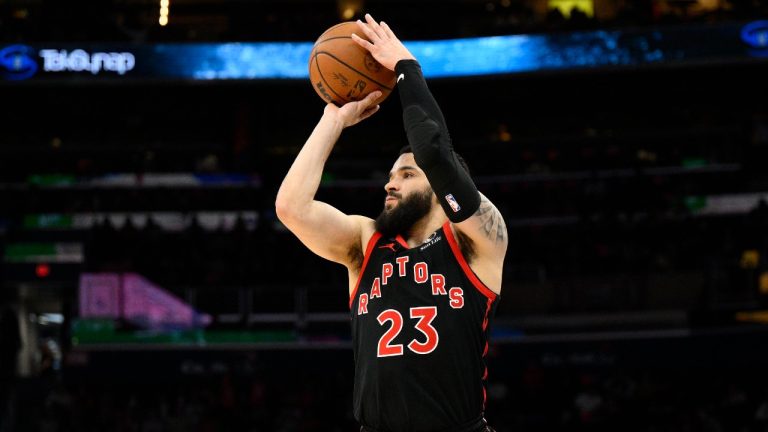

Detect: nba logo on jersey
[445,194,461,213]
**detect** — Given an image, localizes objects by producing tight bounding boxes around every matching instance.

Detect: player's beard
[375,187,434,238]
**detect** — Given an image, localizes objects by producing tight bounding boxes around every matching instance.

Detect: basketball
[308,22,396,106]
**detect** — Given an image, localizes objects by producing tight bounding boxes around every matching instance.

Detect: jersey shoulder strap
[441,222,498,301]
[349,231,383,309]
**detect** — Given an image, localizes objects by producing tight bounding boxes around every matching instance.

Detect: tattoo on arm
[474,197,507,244]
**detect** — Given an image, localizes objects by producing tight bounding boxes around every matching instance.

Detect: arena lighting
[548,0,594,17]
[735,310,768,323]
[35,263,50,278]
[338,0,361,21]
[159,0,170,26]
[38,313,64,325]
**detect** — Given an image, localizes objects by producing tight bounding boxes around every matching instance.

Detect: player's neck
[402,206,446,247]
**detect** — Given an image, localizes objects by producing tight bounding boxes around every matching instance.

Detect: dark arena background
[2,1,768,431]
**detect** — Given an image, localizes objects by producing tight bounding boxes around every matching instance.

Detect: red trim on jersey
[442,222,498,300]
[482,297,493,331]
[480,296,493,411]
[395,234,409,249]
[349,232,383,309]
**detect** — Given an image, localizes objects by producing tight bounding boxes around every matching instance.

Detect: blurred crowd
[47,194,762,316]
[1,63,767,317]
[6,345,768,432]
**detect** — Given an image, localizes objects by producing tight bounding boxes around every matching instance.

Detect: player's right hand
[324,90,382,128]
[352,14,416,72]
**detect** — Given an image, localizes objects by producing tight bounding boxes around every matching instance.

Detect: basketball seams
[313,53,353,105]
[308,21,395,105]
[314,51,394,91]
[314,21,361,44]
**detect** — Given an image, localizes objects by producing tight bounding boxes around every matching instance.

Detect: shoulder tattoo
[474,196,507,245]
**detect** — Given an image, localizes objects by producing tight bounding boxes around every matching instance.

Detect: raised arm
[354,14,508,288]
[275,92,381,269]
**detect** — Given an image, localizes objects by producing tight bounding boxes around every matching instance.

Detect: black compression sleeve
[395,59,480,223]
[395,60,448,131]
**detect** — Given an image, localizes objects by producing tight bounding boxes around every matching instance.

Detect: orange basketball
[308,22,396,106]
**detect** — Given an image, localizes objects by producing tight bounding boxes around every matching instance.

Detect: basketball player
[276,14,507,432]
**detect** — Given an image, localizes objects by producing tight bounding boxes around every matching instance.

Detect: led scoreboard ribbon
[1,21,766,83]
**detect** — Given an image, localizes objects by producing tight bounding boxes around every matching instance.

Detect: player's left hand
[324,90,382,128]
[351,14,416,72]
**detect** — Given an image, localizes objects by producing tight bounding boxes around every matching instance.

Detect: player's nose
[384,178,399,193]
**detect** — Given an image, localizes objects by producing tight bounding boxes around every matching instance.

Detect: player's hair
[398,145,472,177]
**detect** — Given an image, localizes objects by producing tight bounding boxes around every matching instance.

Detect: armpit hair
[348,243,364,270]
[455,229,476,264]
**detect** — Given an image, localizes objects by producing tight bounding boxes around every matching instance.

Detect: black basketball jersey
[349,221,499,432]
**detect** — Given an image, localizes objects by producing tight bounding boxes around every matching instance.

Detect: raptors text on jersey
[350,222,499,432]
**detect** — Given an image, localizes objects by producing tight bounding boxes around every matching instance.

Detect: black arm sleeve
[395,59,480,223]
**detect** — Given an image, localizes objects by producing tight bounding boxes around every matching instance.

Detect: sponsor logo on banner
[742,20,768,57]
[0,45,38,80]
[39,49,136,75]
[1,46,137,80]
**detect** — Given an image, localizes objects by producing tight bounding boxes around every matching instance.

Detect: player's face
[374,153,437,237]
[383,153,435,211]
